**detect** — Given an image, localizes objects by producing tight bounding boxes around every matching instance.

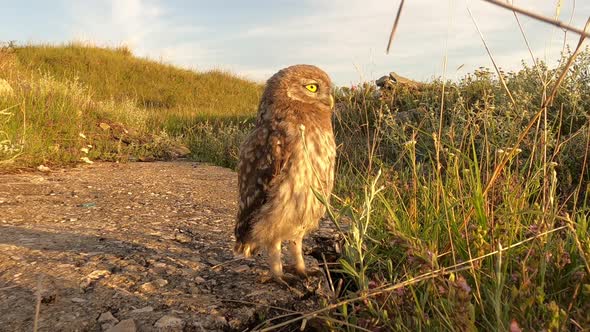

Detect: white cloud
[63,0,590,85]
[68,0,179,56]
[232,0,588,84]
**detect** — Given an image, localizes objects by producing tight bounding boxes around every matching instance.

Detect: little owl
[234,64,336,285]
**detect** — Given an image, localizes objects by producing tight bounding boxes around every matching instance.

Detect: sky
[1,0,589,86]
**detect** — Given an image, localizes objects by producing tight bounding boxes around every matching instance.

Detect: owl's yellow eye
[304,84,318,93]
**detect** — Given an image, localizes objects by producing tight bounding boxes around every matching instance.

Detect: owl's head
[265,64,334,111]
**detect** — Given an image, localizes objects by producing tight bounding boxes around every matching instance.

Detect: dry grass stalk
[385,0,405,54]
[482,0,590,38]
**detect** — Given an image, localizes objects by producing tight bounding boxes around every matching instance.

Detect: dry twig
[482,0,590,39]
[386,0,405,54]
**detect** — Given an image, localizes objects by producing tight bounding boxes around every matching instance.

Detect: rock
[40,290,56,304]
[139,282,157,293]
[129,306,153,314]
[207,258,221,266]
[105,319,136,332]
[376,72,423,90]
[204,314,228,329]
[194,276,206,284]
[154,315,184,331]
[80,156,94,164]
[98,311,119,331]
[86,270,111,280]
[376,75,390,87]
[98,311,118,323]
[228,307,256,330]
[70,297,87,303]
[80,270,111,291]
[37,165,51,173]
[168,143,191,158]
[232,265,250,273]
[154,278,168,287]
[139,279,167,293]
[174,232,192,243]
[138,155,156,162]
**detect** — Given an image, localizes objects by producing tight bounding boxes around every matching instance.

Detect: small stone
[98,311,119,330]
[71,297,87,303]
[80,156,94,164]
[98,311,118,324]
[152,262,168,269]
[129,306,154,314]
[37,165,51,172]
[168,144,191,158]
[154,278,168,287]
[139,282,157,293]
[194,276,206,284]
[139,279,167,293]
[87,270,111,280]
[205,314,228,329]
[105,319,136,332]
[174,232,192,243]
[40,291,56,304]
[228,307,256,329]
[232,265,250,273]
[207,258,221,266]
[375,75,391,87]
[154,315,184,331]
[80,270,111,290]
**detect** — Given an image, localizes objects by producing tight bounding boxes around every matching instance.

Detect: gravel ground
[0,162,335,331]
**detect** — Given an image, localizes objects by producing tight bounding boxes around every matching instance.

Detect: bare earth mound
[0,162,332,331]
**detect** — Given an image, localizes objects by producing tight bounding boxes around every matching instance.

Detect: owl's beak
[329,95,334,109]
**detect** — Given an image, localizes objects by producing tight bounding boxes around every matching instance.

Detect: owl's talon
[285,265,323,279]
[271,274,304,296]
[260,272,300,286]
[277,273,300,286]
[299,266,324,279]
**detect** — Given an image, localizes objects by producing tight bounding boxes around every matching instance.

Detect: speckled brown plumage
[234,64,336,283]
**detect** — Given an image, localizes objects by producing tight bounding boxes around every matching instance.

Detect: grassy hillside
[1,43,589,330]
[13,44,260,116]
[0,43,261,170]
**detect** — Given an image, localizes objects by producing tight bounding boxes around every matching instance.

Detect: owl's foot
[275,273,300,286]
[285,265,324,279]
[299,266,324,279]
[261,273,304,296]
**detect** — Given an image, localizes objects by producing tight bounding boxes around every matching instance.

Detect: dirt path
[0,162,333,331]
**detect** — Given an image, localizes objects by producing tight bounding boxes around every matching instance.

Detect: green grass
[314,49,590,331]
[13,43,261,116]
[0,42,261,170]
[1,42,589,330]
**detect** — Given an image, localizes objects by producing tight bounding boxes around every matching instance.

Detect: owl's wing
[234,125,291,246]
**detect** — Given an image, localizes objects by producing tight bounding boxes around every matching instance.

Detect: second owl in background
[234,64,336,286]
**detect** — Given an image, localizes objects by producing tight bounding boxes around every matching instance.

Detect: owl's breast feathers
[234,117,335,253]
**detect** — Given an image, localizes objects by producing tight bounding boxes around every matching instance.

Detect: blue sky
[1,0,589,85]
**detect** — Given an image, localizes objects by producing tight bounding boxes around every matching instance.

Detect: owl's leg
[289,236,307,277]
[268,240,284,280]
[288,237,323,279]
[267,240,301,291]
